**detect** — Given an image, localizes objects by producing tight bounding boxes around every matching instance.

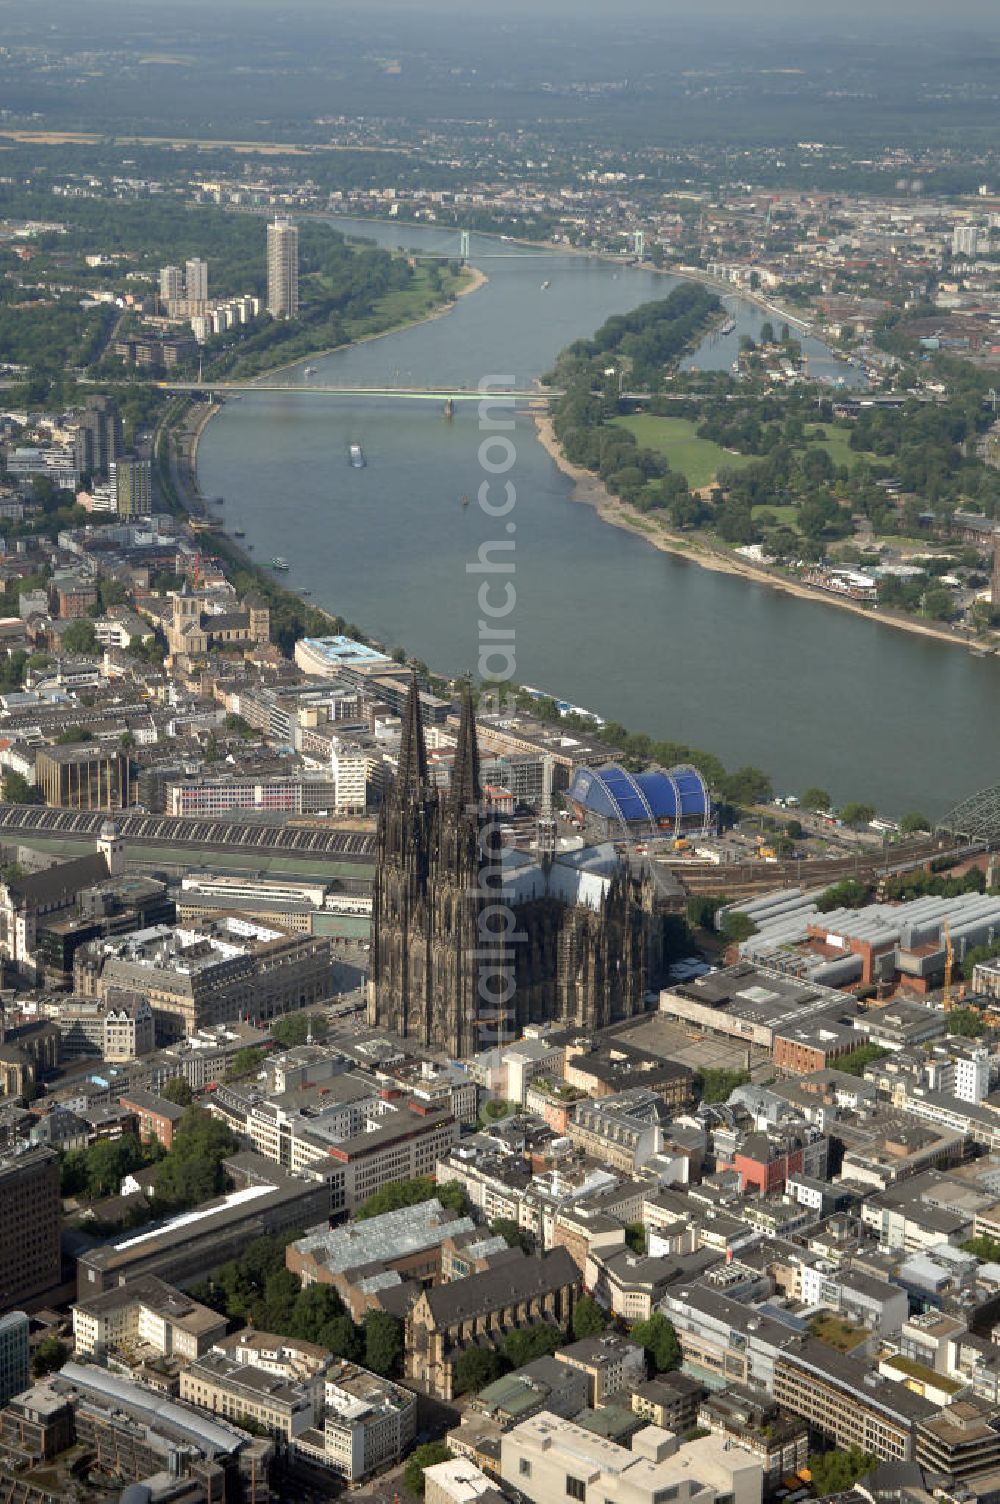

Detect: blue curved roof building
[567,763,711,838]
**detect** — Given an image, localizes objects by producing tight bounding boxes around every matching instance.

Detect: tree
[2,771,42,805]
[55,724,94,744]
[32,1337,68,1378]
[355,1177,467,1221]
[922,585,954,621]
[720,767,773,806]
[962,1233,1000,1262]
[490,1217,536,1254]
[631,1313,682,1373]
[801,787,832,811]
[947,1007,986,1038]
[900,811,931,834]
[816,879,868,912]
[695,1067,750,1104]
[836,1043,889,1077]
[625,1223,647,1255]
[809,1447,877,1497]
[501,1323,563,1369]
[839,802,876,828]
[453,1347,505,1395]
[404,1442,452,1497]
[229,1046,266,1079]
[573,1296,607,1340]
[160,1076,193,1107]
[720,911,756,943]
[364,1310,403,1377]
[61,618,99,655]
[269,1012,328,1048]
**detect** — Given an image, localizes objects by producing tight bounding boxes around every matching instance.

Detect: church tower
[429,683,488,1057]
[369,676,436,1042]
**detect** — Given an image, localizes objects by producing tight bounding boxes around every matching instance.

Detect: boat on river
[271,557,290,571]
[349,443,366,468]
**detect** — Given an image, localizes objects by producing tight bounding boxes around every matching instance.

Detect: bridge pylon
[459,229,471,264]
[634,229,645,259]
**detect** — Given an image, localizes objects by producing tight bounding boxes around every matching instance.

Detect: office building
[267,216,299,317]
[185,256,209,303]
[77,916,334,1040]
[501,1412,763,1504]
[0,1313,29,1405]
[72,1274,227,1362]
[181,1350,318,1440]
[76,1155,330,1295]
[35,744,133,811]
[0,1147,61,1306]
[114,456,152,518]
[293,1361,417,1480]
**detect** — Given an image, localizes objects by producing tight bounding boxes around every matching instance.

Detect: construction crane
[943,918,955,1011]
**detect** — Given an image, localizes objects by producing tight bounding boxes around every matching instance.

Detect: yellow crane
[943,918,955,1011]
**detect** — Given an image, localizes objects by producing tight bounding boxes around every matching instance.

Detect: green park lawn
[614,415,756,490]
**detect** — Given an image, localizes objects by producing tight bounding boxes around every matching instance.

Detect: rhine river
[199,221,997,818]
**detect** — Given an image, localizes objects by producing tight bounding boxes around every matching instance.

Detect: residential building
[424,1458,502,1504]
[114,456,152,519]
[160,265,184,303]
[185,257,209,303]
[230,1089,458,1214]
[116,1088,187,1150]
[267,216,299,317]
[631,1375,704,1436]
[772,1340,935,1462]
[555,1334,647,1408]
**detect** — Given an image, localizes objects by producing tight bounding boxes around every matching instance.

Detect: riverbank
[321,211,828,357]
[244,263,487,385]
[532,412,990,655]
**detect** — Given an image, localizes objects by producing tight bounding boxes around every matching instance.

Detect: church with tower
[369,680,668,1058]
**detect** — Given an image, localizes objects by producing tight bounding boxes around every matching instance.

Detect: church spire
[397,673,427,794]
[450,681,481,812]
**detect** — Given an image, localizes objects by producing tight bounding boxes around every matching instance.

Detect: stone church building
[370,680,669,1058]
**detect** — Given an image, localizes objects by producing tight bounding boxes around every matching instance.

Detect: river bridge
[157,381,555,401]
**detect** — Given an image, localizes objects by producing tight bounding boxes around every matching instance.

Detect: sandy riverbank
[532,412,991,655]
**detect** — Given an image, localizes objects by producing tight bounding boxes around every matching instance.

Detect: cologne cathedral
[369,680,668,1058]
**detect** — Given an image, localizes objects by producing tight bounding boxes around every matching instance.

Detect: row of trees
[60,1105,237,1212]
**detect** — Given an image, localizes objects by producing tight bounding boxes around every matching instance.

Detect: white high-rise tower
[267,216,299,318]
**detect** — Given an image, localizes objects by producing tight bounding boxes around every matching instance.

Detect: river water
[198,221,995,817]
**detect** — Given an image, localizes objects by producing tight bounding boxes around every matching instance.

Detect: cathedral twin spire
[397,673,481,812]
[397,671,429,794]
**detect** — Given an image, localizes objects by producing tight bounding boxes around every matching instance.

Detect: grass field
[751,504,800,529]
[614,415,756,489]
[807,424,872,469]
